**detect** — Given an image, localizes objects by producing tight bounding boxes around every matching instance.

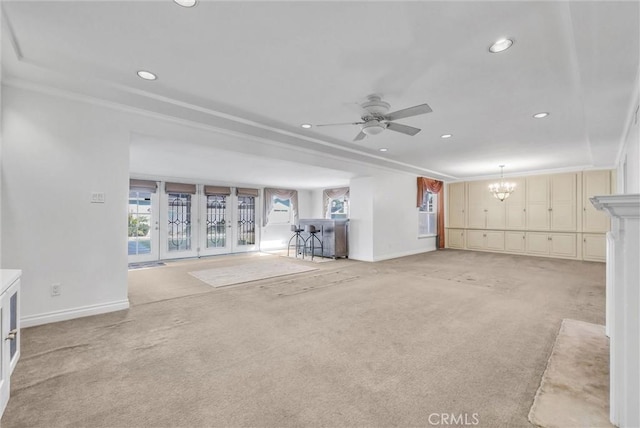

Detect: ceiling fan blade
[386,122,421,136]
[353,131,367,141]
[315,121,364,127]
[385,103,432,121]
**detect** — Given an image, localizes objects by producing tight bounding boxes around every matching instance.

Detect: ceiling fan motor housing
[361,95,391,115]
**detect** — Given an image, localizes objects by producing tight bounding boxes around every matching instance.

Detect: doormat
[528,319,611,427]
[128,261,166,270]
[188,260,318,288]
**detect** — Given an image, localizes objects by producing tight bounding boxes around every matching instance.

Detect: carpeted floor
[2,250,606,427]
[529,319,611,427]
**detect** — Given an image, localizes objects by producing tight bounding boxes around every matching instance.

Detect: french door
[128,189,160,263]
[128,181,259,263]
[198,190,258,256]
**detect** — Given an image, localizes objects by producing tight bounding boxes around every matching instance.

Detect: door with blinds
[160,182,199,260]
[199,187,259,256]
[130,181,259,261]
[128,179,160,263]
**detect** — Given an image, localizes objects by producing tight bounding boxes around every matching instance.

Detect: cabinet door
[550,173,577,231]
[526,232,550,255]
[583,170,611,233]
[447,229,465,249]
[466,230,486,250]
[549,233,577,258]
[526,176,549,230]
[467,181,487,229]
[485,192,506,229]
[447,183,466,228]
[583,233,606,262]
[505,231,526,253]
[505,178,526,229]
[485,231,505,251]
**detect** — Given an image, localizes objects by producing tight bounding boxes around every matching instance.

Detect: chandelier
[488,165,516,201]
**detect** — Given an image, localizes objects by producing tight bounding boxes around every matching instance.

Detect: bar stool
[304,225,323,260]
[287,224,305,258]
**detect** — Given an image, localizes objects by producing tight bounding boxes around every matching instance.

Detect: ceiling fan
[315,94,433,141]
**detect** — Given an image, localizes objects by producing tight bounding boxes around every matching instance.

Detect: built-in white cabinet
[467,181,506,229]
[0,270,21,418]
[466,230,504,251]
[582,233,606,262]
[526,173,578,231]
[525,232,577,259]
[447,228,465,249]
[446,170,611,262]
[505,178,526,229]
[505,231,526,253]
[447,182,466,228]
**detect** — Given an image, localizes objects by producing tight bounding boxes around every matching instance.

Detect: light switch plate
[91,192,105,203]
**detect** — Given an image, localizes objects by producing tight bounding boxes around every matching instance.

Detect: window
[328,195,349,219]
[418,191,437,236]
[267,195,293,225]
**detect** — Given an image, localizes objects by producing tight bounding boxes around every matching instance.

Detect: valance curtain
[203,186,231,196]
[417,177,445,248]
[236,188,259,197]
[129,179,157,193]
[322,187,350,218]
[263,188,298,227]
[165,182,197,194]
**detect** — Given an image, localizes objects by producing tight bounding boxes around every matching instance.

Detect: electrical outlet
[51,283,61,297]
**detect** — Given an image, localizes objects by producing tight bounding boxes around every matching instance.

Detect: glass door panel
[199,194,231,256]
[128,191,159,263]
[161,192,199,259]
[233,195,258,252]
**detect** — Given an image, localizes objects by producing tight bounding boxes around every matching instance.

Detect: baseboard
[373,246,437,262]
[20,299,130,328]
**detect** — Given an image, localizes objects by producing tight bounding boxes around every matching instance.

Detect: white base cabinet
[582,233,606,262]
[0,270,21,418]
[465,230,505,251]
[447,229,465,249]
[525,232,577,258]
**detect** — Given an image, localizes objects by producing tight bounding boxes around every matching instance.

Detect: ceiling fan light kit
[315,94,432,142]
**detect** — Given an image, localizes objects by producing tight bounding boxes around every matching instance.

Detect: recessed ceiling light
[379,148,388,152]
[174,0,197,7]
[137,70,157,81]
[300,123,312,129]
[489,38,514,53]
[441,134,453,139]
[533,112,549,119]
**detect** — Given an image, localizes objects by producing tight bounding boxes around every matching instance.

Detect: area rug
[528,319,611,427]
[188,260,318,288]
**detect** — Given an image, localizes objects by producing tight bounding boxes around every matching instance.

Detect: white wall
[618,69,640,194]
[348,177,375,261]
[2,86,130,326]
[371,171,437,261]
[348,172,437,262]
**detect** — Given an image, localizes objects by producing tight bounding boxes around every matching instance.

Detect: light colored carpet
[529,319,611,428]
[189,260,318,288]
[3,250,606,427]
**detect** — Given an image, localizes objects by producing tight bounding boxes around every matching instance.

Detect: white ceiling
[2,1,638,187]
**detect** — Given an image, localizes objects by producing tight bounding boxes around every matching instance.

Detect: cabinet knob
[5,329,17,341]
[584,207,587,212]
[548,208,553,211]
[523,236,526,239]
